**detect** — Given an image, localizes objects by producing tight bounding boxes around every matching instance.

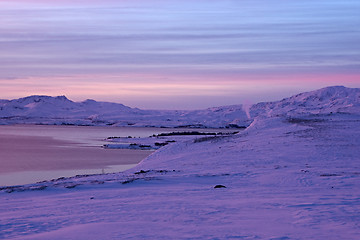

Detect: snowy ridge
[250,86,360,118]
[1,86,359,128]
[0,95,250,128]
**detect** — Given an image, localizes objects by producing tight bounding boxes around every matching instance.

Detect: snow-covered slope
[0,95,250,128]
[0,95,139,123]
[1,86,359,128]
[1,86,360,239]
[250,86,360,118]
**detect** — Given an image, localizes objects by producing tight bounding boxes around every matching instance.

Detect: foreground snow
[1,86,360,239]
[1,114,359,239]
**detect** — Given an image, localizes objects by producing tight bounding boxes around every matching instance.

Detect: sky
[1,0,359,109]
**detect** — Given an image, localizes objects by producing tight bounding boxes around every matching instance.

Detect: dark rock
[65,184,79,189]
[122,178,139,184]
[30,185,47,191]
[134,170,149,174]
[155,142,168,147]
[320,173,341,177]
[214,185,227,189]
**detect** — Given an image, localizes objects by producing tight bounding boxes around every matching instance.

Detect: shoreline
[0,126,235,186]
[0,134,150,174]
[0,133,151,186]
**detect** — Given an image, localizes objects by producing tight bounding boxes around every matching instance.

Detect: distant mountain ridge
[0,86,359,128]
[250,86,360,118]
[0,95,250,128]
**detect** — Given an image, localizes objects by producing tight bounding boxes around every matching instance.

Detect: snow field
[1,86,360,239]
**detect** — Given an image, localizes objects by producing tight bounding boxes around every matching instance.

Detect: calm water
[0,125,231,186]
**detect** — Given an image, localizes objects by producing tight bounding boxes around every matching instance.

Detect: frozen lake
[0,125,232,186]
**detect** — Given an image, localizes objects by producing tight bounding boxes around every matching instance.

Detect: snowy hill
[250,86,360,118]
[0,95,250,128]
[1,86,360,239]
[1,86,359,128]
[0,95,134,119]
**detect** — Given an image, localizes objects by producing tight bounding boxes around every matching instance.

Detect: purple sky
[1,0,359,109]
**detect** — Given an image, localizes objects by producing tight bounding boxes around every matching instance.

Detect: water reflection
[0,164,137,187]
[0,125,235,186]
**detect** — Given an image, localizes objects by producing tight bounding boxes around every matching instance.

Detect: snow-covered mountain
[1,86,359,127]
[2,86,360,239]
[0,95,250,128]
[250,86,360,118]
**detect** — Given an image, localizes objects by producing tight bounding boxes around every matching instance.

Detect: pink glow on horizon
[1,1,359,109]
[2,73,359,109]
